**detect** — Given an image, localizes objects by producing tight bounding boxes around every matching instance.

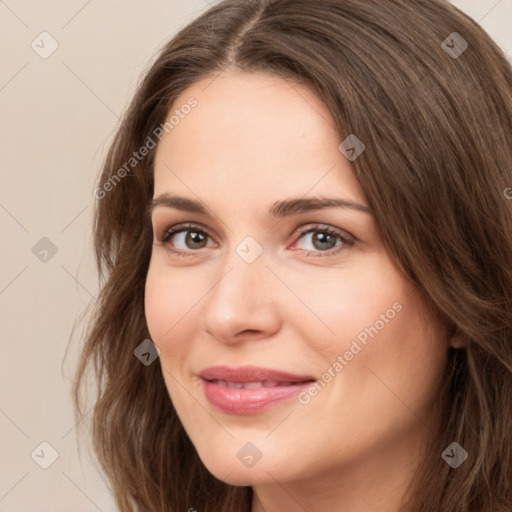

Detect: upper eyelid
[159,222,215,240]
[157,221,348,234]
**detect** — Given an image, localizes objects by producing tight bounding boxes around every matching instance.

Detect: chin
[197,448,294,486]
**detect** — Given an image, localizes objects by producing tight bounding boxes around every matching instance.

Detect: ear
[447,325,468,349]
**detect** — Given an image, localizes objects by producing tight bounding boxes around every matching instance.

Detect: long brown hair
[72,0,512,510]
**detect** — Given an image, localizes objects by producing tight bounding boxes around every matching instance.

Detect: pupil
[187,231,206,248]
[314,232,335,250]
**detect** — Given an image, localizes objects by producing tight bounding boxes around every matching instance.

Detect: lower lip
[202,379,313,414]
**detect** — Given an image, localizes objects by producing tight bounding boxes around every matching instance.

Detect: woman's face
[145,70,450,493]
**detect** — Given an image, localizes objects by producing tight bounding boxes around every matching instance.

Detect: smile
[198,366,316,414]
[210,379,300,389]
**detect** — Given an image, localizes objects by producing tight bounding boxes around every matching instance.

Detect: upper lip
[199,365,316,383]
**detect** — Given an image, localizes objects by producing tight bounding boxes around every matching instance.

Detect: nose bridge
[214,233,270,301]
[201,238,281,341]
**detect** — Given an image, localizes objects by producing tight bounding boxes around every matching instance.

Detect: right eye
[157,223,216,256]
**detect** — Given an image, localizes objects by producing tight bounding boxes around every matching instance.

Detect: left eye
[292,226,354,255]
[158,224,354,256]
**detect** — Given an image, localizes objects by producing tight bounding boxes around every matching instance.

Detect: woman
[73,0,512,510]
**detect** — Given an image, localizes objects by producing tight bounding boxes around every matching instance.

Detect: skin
[144,70,458,512]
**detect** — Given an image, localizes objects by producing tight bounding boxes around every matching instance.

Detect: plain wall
[0,1,511,510]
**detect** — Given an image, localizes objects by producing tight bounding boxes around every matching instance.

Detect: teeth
[213,380,297,389]
[216,380,243,389]
[244,382,264,389]
[226,382,244,389]
[263,380,285,388]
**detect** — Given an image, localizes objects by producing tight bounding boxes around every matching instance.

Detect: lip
[199,365,316,414]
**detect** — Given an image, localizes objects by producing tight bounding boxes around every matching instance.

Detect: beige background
[0,1,511,510]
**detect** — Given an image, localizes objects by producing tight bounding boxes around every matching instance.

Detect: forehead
[153,70,367,209]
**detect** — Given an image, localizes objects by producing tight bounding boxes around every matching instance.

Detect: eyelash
[156,222,355,258]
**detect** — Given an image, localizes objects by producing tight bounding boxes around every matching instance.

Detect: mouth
[199,366,316,414]
[207,379,309,389]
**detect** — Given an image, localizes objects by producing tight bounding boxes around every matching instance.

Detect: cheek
[291,258,406,350]
[347,288,447,415]
[144,269,172,342]
[300,258,445,400]
[144,262,199,356]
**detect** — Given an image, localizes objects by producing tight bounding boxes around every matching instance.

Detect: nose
[201,247,282,345]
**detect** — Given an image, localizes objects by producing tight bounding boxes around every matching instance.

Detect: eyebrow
[149,193,373,219]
